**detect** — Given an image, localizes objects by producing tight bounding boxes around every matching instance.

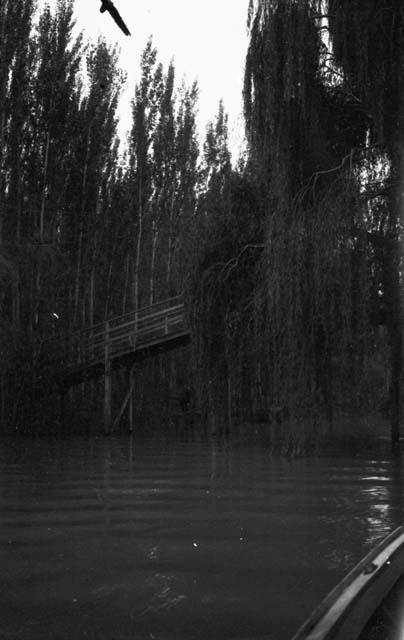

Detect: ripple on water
[1,435,403,639]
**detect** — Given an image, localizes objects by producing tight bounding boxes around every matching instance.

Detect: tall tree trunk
[386,136,404,447]
[87,227,99,326]
[73,226,83,326]
[39,130,50,243]
[101,232,117,320]
[88,267,95,326]
[133,174,143,314]
[385,232,402,447]
[121,251,130,314]
[149,222,158,305]
[12,168,22,329]
[12,281,20,328]
[0,0,7,246]
[73,130,90,326]
[166,190,176,294]
[33,264,40,330]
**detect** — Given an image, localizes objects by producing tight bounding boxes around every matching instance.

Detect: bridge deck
[40,296,190,387]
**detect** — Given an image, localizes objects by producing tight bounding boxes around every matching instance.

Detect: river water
[1,433,403,640]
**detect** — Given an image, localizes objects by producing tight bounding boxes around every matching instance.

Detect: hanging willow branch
[242,1,375,420]
[192,0,395,427]
[254,171,371,417]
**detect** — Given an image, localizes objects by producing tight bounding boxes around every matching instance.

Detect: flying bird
[100,0,131,36]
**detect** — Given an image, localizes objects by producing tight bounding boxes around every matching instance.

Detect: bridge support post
[104,321,112,434]
[104,363,112,434]
[110,367,136,433]
[225,371,233,435]
[128,367,134,432]
[58,385,66,433]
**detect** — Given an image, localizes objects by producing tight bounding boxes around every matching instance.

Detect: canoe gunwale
[291,526,404,640]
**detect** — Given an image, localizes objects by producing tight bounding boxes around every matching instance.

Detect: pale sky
[40,0,249,157]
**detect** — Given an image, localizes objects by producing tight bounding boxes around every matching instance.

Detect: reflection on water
[1,435,404,639]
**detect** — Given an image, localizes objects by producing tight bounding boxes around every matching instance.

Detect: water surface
[1,434,403,639]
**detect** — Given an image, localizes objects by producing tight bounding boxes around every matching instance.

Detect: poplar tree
[147,61,176,302]
[0,0,37,425]
[68,39,123,327]
[28,0,83,338]
[128,40,163,312]
[0,0,36,339]
[171,81,199,292]
[152,73,200,300]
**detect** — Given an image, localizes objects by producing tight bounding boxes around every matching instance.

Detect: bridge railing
[51,295,186,373]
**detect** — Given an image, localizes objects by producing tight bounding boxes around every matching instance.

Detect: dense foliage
[1,0,403,442]
[0,0,199,430]
[193,0,404,438]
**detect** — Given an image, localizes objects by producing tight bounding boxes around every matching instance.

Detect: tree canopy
[1,0,403,442]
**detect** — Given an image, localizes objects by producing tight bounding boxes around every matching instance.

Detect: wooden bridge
[62,295,188,383]
[39,295,190,431]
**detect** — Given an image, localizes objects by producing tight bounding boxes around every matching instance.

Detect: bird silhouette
[100,0,131,36]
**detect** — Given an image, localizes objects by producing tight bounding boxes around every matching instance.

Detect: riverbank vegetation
[1,0,403,448]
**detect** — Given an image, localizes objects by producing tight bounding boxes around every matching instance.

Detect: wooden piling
[128,367,134,432]
[226,371,232,435]
[104,321,112,434]
[110,367,136,433]
[59,385,66,430]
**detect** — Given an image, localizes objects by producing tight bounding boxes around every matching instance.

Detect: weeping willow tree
[191,166,264,431]
[242,0,379,426]
[326,0,404,442]
[190,1,404,440]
